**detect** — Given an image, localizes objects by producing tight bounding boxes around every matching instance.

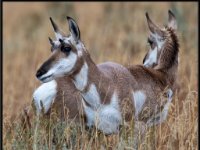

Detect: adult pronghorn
[33,10,177,135]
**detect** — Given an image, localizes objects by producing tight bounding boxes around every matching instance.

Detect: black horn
[49,17,65,39]
[50,17,60,32]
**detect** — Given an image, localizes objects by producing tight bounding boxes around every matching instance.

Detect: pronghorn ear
[168,10,177,30]
[145,12,164,37]
[67,16,80,42]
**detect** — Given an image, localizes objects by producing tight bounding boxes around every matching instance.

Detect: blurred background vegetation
[3,2,198,149]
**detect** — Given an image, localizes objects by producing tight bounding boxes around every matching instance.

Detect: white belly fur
[33,80,57,114]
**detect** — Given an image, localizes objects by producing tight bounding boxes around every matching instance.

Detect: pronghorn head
[143,10,178,68]
[36,16,86,83]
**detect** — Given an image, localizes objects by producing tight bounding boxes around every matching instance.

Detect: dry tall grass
[3,2,198,149]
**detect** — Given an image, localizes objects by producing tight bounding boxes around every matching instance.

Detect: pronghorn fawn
[127,10,179,127]
[142,10,179,94]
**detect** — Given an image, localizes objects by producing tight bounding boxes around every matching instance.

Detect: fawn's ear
[49,17,65,40]
[67,16,80,42]
[168,10,177,30]
[145,12,164,37]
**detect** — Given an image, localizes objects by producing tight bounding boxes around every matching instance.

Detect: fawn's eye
[147,38,153,45]
[61,46,71,53]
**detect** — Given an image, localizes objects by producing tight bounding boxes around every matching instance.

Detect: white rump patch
[82,84,101,109]
[40,52,78,82]
[146,89,173,127]
[133,91,146,119]
[73,62,88,91]
[33,80,57,114]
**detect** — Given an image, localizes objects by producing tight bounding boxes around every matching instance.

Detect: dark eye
[61,46,71,53]
[147,38,153,45]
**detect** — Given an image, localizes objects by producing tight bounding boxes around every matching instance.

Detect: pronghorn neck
[71,52,101,92]
[71,52,110,109]
[153,28,179,89]
[71,54,97,92]
[155,28,179,74]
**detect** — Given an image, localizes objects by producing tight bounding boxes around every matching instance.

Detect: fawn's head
[143,10,179,68]
[36,16,86,82]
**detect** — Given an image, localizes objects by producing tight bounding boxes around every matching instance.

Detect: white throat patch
[143,47,158,67]
[82,84,101,109]
[73,62,89,91]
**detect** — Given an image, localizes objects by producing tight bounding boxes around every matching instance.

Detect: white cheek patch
[143,33,165,67]
[82,84,101,110]
[152,33,165,49]
[143,47,158,67]
[33,80,57,114]
[73,62,88,91]
[41,52,78,79]
[133,91,146,119]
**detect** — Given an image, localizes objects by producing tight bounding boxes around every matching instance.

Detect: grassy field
[3,2,198,149]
